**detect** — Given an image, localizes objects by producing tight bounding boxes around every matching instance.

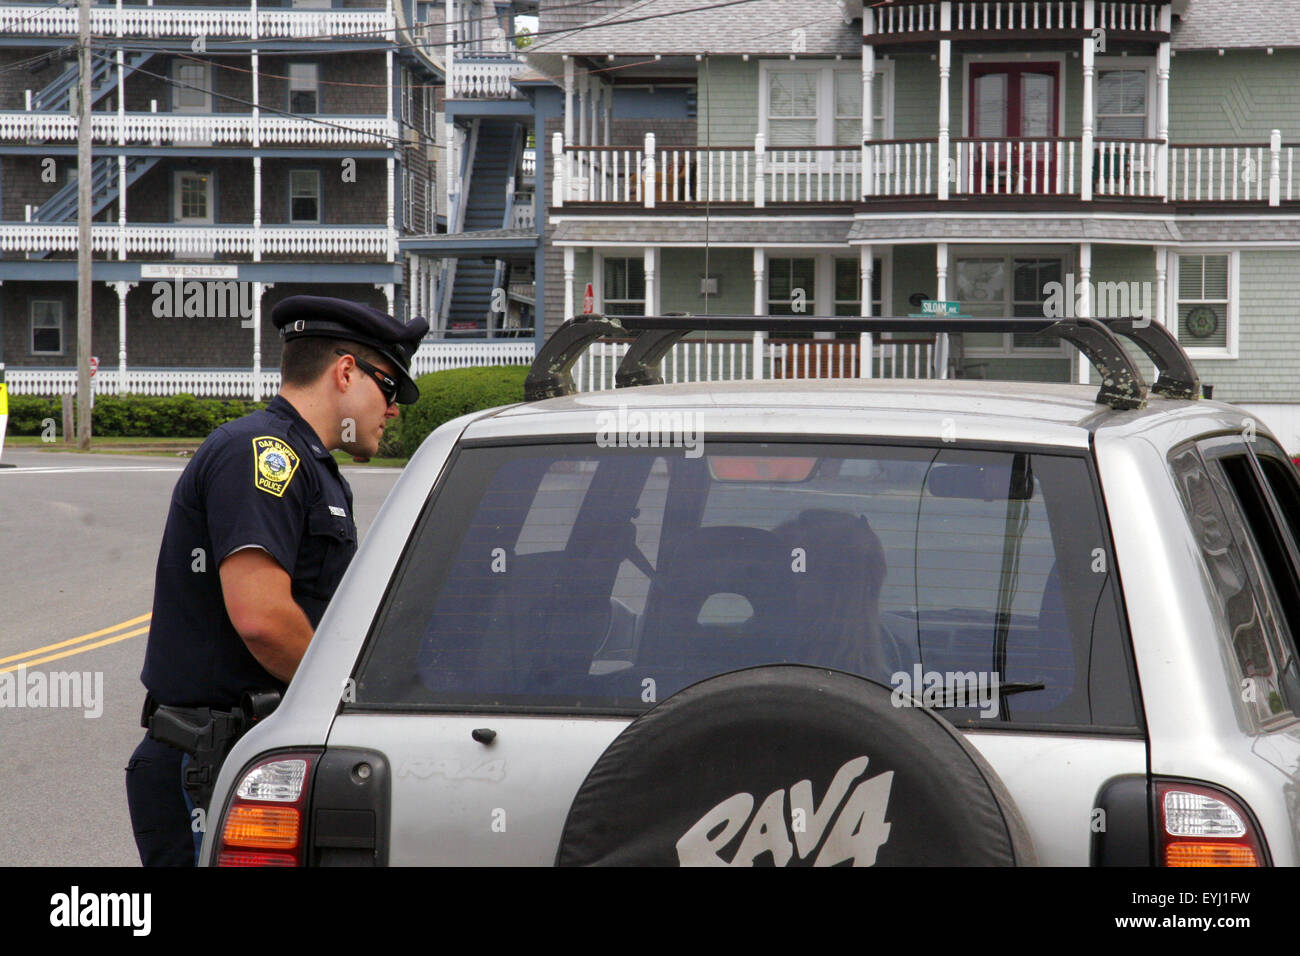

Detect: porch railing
[871,1,1162,35]
[450,52,527,99]
[0,5,393,39]
[0,112,397,147]
[553,131,1296,206]
[0,223,392,257]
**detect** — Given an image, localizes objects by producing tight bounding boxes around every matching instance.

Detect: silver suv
[200,315,1300,867]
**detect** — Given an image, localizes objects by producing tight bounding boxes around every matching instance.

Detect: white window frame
[1093,57,1156,140]
[1170,249,1238,359]
[29,299,64,356]
[763,250,894,330]
[760,61,894,172]
[289,168,321,223]
[594,253,648,315]
[173,170,214,223]
[952,246,1073,357]
[288,63,320,114]
[171,59,212,113]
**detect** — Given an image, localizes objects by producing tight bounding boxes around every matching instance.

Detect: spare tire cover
[556,665,1036,866]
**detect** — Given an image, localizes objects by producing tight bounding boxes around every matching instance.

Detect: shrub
[384,365,528,458]
[1,393,265,437]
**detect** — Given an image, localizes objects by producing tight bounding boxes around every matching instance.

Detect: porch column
[862,12,875,199]
[252,48,262,261]
[937,2,951,200]
[552,131,565,207]
[1081,0,1096,202]
[563,246,575,319]
[752,248,765,379]
[1077,243,1092,384]
[1155,245,1168,329]
[111,280,135,392]
[859,245,873,378]
[251,281,265,401]
[603,81,612,146]
[935,242,949,378]
[117,47,127,260]
[643,246,657,315]
[410,255,420,320]
[564,58,575,144]
[1156,6,1171,199]
[578,70,589,146]
[376,283,395,315]
[386,155,396,262]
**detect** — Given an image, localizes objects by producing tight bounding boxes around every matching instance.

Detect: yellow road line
[0,612,151,667]
[0,626,151,673]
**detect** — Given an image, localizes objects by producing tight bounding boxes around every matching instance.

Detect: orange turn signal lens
[1165,843,1259,867]
[221,805,302,850]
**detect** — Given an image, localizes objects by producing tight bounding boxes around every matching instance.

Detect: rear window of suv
[353,440,1139,729]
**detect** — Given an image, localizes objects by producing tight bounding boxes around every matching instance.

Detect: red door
[967,63,1060,194]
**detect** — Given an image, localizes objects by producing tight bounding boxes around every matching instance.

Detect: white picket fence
[6,338,937,399]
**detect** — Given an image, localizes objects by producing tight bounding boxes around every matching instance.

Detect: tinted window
[356,442,1136,728]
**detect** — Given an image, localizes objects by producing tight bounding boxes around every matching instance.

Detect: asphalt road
[0,446,401,866]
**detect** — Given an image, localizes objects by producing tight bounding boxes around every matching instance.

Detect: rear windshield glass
[355,441,1137,728]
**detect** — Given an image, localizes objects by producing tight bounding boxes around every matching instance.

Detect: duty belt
[143,690,281,812]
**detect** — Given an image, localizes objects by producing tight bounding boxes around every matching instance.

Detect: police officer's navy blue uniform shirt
[141,394,357,709]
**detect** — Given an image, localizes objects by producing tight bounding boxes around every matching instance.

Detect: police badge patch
[252,436,301,498]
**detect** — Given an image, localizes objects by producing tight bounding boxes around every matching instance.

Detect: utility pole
[75,0,93,449]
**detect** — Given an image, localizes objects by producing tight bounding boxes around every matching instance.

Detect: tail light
[214,752,318,867]
[1154,779,1268,867]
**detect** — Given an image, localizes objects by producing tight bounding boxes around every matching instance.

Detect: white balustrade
[0,5,392,39]
[866,141,934,196]
[1093,140,1161,198]
[878,3,1157,36]
[521,150,536,178]
[0,224,391,256]
[0,112,395,146]
[1169,144,1272,202]
[510,199,536,230]
[450,55,526,99]
[407,342,535,377]
[952,139,1079,196]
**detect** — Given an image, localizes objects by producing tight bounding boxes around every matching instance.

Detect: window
[957,253,1068,355]
[30,300,63,355]
[172,60,211,113]
[288,64,319,114]
[833,257,883,317]
[1096,68,1149,138]
[355,441,1137,729]
[1175,253,1234,353]
[762,62,892,148]
[767,257,815,315]
[603,257,645,316]
[174,171,213,223]
[289,169,320,223]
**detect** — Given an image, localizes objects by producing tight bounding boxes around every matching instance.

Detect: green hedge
[381,365,528,458]
[4,393,266,438]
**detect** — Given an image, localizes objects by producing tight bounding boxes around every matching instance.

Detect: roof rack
[524,314,1191,411]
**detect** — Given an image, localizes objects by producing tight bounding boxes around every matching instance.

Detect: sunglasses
[335,349,399,406]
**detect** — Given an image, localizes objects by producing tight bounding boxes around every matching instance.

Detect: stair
[446,120,524,331]
[33,49,155,113]
[30,154,160,258]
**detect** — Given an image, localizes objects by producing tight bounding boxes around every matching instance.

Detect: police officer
[125,295,428,866]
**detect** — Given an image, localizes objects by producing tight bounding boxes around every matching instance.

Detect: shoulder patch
[252,436,302,498]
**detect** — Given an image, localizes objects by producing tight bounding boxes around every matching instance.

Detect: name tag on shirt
[329,506,347,517]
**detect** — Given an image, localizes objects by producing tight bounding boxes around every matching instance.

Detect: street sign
[920,300,961,316]
[583,283,595,314]
[89,355,99,377]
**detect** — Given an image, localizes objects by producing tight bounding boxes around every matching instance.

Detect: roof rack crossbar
[1097,318,1200,400]
[523,313,631,401]
[527,314,1153,410]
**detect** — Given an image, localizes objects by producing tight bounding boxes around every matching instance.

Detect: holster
[144,690,282,812]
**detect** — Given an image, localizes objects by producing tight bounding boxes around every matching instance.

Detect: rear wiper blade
[932,681,1046,710]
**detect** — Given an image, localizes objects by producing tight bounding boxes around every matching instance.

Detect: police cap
[272,295,429,404]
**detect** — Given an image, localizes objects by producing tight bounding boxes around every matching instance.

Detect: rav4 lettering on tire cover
[676,755,893,867]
